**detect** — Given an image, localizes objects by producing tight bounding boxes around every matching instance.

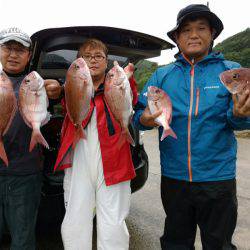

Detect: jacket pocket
[199,85,229,114]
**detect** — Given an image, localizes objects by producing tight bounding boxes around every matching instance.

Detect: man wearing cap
[0,27,62,250]
[134,4,250,250]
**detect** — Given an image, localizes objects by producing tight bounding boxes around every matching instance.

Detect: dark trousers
[0,174,42,250]
[160,176,237,250]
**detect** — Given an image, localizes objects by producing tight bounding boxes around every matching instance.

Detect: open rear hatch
[30,26,174,79]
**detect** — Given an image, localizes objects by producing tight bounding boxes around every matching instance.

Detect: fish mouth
[219,74,224,82]
[219,74,228,85]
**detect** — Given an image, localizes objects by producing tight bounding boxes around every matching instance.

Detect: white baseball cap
[0,27,31,48]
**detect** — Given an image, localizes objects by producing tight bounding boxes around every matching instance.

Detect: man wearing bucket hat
[134,4,250,250]
[0,27,62,249]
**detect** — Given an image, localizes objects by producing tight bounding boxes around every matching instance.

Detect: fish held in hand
[19,71,50,152]
[220,68,250,94]
[124,63,135,79]
[147,86,177,141]
[64,57,94,148]
[0,63,17,165]
[104,61,135,146]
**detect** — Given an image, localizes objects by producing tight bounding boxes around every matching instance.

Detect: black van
[29,26,174,227]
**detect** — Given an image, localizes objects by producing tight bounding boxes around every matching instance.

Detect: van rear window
[40,50,128,70]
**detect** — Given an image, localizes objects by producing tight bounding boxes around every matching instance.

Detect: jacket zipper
[182,54,197,182]
[195,87,200,117]
[187,64,194,182]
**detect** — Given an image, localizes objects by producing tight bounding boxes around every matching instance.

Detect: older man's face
[175,18,213,62]
[0,41,31,74]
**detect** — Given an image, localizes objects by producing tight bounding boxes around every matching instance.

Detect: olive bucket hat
[167,4,224,43]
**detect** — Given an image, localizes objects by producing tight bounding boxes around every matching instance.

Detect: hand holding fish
[232,90,250,117]
[44,79,63,99]
[220,68,250,117]
[140,106,162,127]
[147,86,177,140]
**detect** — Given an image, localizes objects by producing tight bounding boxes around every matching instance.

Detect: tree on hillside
[214,28,250,67]
[134,60,158,91]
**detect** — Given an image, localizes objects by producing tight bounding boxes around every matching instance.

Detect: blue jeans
[0,173,42,250]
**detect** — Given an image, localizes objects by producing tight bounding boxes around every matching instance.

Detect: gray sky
[0,0,249,65]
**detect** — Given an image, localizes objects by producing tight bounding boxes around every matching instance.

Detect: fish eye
[232,73,239,79]
[25,79,30,84]
[74,64,80,69]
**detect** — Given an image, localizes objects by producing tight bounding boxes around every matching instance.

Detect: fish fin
[72,125,86,149]
[124,63,134,79]
[0,139,8,166]
[18,104,33,129]
[119,84,126,90]
[122,127,135,147]
[160,127,177,141]
[127,133,135,147]
[3,96,17,135]
[41,112,51,126]
[18,88,33,128]
[91,87,95,98]
[29,129,49,152]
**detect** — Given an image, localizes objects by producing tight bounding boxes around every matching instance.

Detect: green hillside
[214,28,250,67]
[134,60,158,91]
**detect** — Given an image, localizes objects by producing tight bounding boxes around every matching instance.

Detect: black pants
[160,176,237,250]
[0,174,42,250]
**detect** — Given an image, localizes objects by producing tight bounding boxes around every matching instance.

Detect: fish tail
[122,127,135,147]
[29,129,49,152]
[0,139,8,166]
[72,125,86,149]
[161,127,177,141]
[126,131,135,147]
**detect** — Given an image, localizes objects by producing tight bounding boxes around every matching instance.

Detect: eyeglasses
[0,44,29,56]
[81,54,106,62]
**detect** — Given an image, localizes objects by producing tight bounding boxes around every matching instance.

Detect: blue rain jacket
[133,52,250,182]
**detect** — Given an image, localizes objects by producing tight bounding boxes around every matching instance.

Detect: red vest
[54,82,136,186]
